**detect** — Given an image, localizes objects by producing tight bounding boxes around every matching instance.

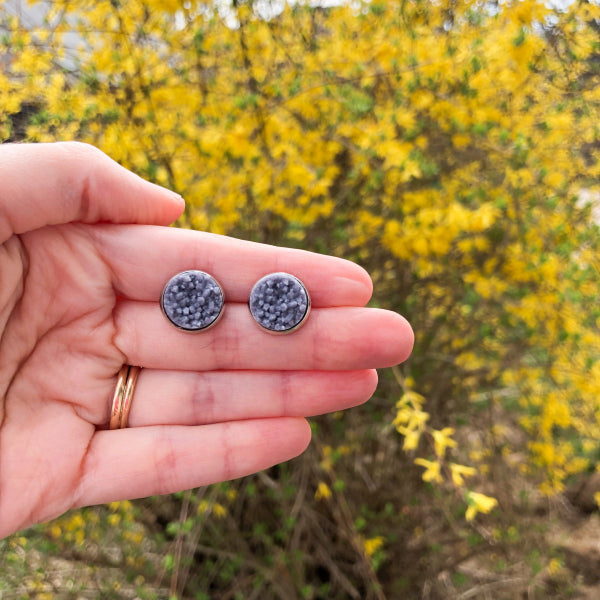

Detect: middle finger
[114,302,413,371]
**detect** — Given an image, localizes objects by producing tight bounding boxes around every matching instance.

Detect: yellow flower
[547,558,563,576]
[465,491,498,521]
[402,429,421,451]
[49,525,61,539]
[449,463,477,487]
[432,427,457,458]
[67,513,85,531]
[414,458,443,483]
[315,481,332,501]
[363,536,385,557]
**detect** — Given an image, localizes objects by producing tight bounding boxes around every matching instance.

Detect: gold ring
[120,366,141,429]
[109,366,141,429]
[109,366,129,430]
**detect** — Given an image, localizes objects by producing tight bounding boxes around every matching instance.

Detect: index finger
[0,142,184,244]
[90,225,373,307]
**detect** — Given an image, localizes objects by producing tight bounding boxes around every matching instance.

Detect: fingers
[114,302,414,371]
[0,142,184,243]
[125,369,378,427]
[90,225,373,306]
[77,418,311,506]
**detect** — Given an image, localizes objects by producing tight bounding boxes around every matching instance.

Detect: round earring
[249,272,310,334]
[161,270,225,332]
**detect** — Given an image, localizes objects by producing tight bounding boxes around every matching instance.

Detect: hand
[0,142,413,538]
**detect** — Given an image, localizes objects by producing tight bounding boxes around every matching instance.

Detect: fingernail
[333,275,373,306]
[171,193,185,209]
[149,180,185,207]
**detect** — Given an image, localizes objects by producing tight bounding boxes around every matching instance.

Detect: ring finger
[116,368,378,428]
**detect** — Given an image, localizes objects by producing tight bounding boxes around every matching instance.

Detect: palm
[0,224,124,533]
[0,143,413,539]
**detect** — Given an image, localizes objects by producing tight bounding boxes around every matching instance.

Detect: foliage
[2,0,600,596]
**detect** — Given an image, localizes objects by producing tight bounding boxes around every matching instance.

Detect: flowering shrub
[2,0,600,596]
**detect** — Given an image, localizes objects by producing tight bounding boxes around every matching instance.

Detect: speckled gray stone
[161,270,224,331]
[249,272,310,333]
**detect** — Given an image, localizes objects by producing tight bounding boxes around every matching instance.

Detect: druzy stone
[249,272,310,333]
[161,270,224,331]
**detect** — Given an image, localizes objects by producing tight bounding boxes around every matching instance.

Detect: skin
[0,142,413,539]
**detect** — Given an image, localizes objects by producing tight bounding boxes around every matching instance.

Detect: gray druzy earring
[161,270,225,332]
[249,272,310,334]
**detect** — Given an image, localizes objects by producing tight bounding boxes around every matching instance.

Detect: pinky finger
[76,418,311,506]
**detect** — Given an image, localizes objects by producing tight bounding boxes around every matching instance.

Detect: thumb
[0,142,185,243]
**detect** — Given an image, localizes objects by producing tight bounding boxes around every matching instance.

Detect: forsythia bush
[3,0,600,595]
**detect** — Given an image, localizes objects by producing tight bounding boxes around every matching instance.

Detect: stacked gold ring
[109,365,141,430]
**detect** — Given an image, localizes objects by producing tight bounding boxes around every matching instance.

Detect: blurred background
[2,0,600,597]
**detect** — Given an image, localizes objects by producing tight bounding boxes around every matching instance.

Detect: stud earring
[161,270,225,332]
[249,272,310,334]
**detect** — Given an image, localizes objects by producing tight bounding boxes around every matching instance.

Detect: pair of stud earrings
[160,270,311,334]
